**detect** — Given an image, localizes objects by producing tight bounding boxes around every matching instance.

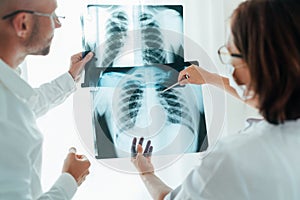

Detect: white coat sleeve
[37,173,78,200]
[29,73,76,118]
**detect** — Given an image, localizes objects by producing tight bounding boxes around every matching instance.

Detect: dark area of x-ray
[81,4,208,159]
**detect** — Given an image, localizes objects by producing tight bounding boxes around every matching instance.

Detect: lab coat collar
[0,59,35,101]
[15,66,22,76]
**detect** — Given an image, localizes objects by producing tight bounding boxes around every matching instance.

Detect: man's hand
[62,147,91,186]
[68,52,94,82]
[131,137,154,175]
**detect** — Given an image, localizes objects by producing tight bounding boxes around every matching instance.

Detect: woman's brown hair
[231,0,300,124]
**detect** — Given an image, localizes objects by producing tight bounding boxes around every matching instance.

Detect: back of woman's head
[231,0,300,124]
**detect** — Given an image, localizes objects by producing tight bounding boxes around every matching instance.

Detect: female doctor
[131,0,300,199]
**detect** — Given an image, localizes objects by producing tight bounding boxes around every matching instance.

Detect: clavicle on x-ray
[81,3,207,159]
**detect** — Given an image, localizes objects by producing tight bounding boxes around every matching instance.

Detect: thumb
[178,71,185,82]
[82,52,94,64]
[67,147,77,158]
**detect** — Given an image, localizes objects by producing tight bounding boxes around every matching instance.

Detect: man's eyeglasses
[2,10,65,24]
[217,45,242,64]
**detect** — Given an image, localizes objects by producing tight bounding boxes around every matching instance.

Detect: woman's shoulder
[206,118,300,162]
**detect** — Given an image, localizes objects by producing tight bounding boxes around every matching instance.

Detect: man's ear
[11,13,32,38]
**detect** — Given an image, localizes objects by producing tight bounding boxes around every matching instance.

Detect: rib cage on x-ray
[117,79,144,131]
[97,6,177,68]
[157,86,194,133]
[94,66,201,156]
[139,13,167,64]
[115,69,195,135]
[100,11,129,68]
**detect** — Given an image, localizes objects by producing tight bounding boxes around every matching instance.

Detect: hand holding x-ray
[68,52,94,82]
[131,137,155,175]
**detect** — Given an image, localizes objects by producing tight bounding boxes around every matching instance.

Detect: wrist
[140,171,155,179]
[141,171,154,175]
[207,73,229,88]
[68,70,81,82]
[68,70,75,80]
[205,72,218,85]
[62,172,80,186]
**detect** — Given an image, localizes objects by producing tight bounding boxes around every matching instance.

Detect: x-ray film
[91,64,207,159]
[81,3,207,159]
[81,4,184,67]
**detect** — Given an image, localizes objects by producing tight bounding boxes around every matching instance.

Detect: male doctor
[0,0,93,199]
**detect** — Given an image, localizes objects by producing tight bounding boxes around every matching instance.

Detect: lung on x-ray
[81,4,207,159]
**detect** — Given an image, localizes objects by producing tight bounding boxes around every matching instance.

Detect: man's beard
[25,18,52,56]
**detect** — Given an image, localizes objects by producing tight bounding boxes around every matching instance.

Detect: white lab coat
[0,59,78,199]
[165,118,300,200]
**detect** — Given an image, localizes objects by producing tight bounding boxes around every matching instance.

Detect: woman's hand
[178,64,214,85]
[131,137,154,175]
[131,138,172,200]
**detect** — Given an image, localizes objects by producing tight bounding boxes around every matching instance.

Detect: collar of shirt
[0,59,35,102]
[15,66,22,76]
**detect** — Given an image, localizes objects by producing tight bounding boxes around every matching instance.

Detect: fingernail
[69,147,77,153]
[81,155,88,161]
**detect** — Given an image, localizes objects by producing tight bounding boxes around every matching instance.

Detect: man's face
[25,0,61,55]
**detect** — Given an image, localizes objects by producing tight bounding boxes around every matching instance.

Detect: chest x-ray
[82,4,184,66]
[81,3,207,159]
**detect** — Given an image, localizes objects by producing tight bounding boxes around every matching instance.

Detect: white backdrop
[23,0,258,199]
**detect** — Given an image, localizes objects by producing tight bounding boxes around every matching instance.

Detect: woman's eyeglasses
[217,45,242,64]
